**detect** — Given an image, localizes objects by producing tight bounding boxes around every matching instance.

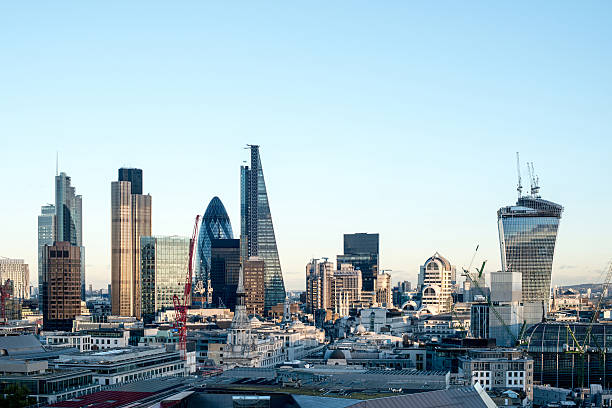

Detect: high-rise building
[195,197,234,305]
[241,145,286,311]
[305,259,334,313]
[210,239,240,310]
[42,242,81,331]
[0,259,29,299]
[418,252,456,314]
[243,256,265,316]
[331,264,362,315]
[375,271,392,307]
[337,233,379,292]
[140,236,190,323]
[55,172,85,300]
[498,177,563,324]
[111,168,152,317]
[37,204,55,302]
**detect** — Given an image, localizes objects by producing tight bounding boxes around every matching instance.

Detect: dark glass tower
[241,145,286,311]
[118,168,143,195]
[498,188,563,324]
[210,239,241,310]
[338,233,379,291]
[196,197,234,304]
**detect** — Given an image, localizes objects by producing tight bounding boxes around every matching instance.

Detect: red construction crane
[173,215,201,358]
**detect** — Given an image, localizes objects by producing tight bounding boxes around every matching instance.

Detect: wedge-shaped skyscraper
[241,145,286,312]
[498,168,563,325]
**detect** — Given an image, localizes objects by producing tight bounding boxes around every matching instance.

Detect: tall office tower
[140,236,190,323]
[418,252,456,314]
[41,242,81,331]
[111,168,152,317]
[331,264,362,315]
[305,259,334,313]
[243,257,265,316]
[241,145,286,311]
[0,259,30,299]
[498,168,563,325]
[55,172,85,300]
[210,239,240,310]
[37,204,55,303]
[196,197,234,305]
[337,233,379,292]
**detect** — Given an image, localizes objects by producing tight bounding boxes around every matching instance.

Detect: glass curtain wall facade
[241,145,286,312]
[37,204,55,302]
[140,236,190,323]
[55,172,85,300]
[498,196,563,324]
[339,233,379,292]
[210,239,240,310]
[111,168,152,317]
[195,197,233,305]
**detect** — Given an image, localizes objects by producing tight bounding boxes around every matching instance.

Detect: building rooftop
[0,334,45,355]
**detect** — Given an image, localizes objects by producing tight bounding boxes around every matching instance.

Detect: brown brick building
[243,257,265,317]
[42,242,81,331]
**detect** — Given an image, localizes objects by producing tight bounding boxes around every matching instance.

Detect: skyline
[1,2,611,290]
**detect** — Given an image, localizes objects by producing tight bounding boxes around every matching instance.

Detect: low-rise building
[0,359,99,404]
[52,346,188,386]
[458,348,534,401]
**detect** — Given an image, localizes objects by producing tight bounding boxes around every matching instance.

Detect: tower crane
[173,215,201,358]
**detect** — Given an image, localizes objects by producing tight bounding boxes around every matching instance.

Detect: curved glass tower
[196,197,234,303]
[498,195,563,324]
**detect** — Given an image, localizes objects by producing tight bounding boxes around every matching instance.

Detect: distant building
[331,264,362,315]
[489,270,524,347]
[243,256,265,316]
[241,145,286,311]
[375,271,392,307]
[418,252,456,314]
[498,182,563,324]
[195,197,234,305]
[305,258,334,313]
[42,242,81,331]
[55,172,85,300]
[111,168,152,317]
[37,204,55,302]
[140,236,190,322]
[470,303,490,339]
[0,258,29,299]
[210,238,240,309]
[337,233,379,292]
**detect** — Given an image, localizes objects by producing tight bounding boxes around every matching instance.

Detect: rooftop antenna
[516,152,522,199]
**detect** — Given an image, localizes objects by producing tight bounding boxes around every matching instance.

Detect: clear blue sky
[1,2,611,290]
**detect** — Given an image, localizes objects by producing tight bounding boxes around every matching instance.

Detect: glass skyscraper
[37,204,55,301]
[338,233,379,292]
[241,145,286,312]
[498,195,563,324]
[140,235,190,323]
[55,172,85,300]
[195,196,234,305]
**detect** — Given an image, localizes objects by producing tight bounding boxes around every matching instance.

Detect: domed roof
[204,196,232,222]
[424,252,452,271]
[329,349,346,360]
[356,324,367,334]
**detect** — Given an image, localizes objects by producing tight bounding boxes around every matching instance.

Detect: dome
[196,196,234,283]
[328,349,346,360]
[356,324,367,334]
[250,316,262,328]
[424,252,452,271]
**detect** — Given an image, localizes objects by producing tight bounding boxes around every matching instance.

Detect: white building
[42,329,130,352]
[53,346,187,386]
[489,271,524,347]
[418,252,456,314]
